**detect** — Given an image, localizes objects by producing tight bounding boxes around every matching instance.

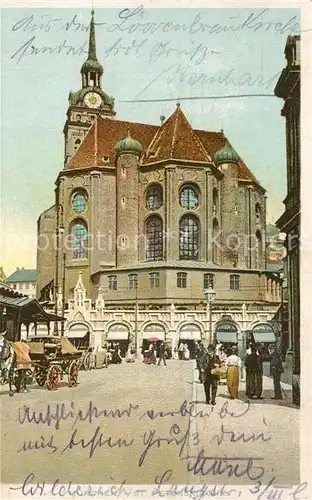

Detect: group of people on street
[196,340,284,405]
[143,341,169,365]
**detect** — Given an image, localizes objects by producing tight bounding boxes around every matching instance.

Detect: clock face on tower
[84,92,102,109]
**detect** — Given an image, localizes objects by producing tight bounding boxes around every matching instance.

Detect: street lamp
[54,223,65,335]
[204,286,217,345]
[134,278,139,359]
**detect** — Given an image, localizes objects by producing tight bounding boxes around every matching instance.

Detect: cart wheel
[35,369,46,387]
[68,361,78,387]
[83,353,92,371]
[47,365,60,391]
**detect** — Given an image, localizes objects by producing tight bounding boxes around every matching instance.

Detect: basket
[211,366,227,377]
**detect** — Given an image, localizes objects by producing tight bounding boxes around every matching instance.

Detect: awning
[66,330,89,339]
[142,331,165,340]
[253,331,276,343]
[107,330,129,340]
[216,331,237,343]
[179,325,201,340]
[66,323,89,339]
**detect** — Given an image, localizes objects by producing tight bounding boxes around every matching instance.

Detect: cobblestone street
[1,360,299,489]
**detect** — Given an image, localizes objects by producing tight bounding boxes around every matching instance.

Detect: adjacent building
[6,268,37,299]
[275,35,300,405]
[37,11,282,353]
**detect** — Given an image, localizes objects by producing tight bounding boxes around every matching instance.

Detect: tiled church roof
[67,106,262,188]
[144,105,211,163]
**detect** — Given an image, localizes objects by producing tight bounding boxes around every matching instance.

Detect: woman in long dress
[218,345,227,385]
[225,346,242,399]
[184,344,190,361]
[245,345,263,399]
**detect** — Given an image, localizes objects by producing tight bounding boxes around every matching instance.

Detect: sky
[0,6,300,276]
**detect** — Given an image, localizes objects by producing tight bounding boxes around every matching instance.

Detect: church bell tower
[63,10,116,167]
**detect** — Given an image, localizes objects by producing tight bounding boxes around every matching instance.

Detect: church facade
[37,11,282,352]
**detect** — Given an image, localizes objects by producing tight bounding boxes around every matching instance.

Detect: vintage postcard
[0,1,311,499]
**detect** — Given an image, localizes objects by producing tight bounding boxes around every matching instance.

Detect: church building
[37,11,282,354]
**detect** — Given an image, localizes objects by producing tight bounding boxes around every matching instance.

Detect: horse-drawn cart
[26,335,82,390]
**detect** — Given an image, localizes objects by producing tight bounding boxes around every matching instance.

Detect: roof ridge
[170,107,180,158]
[178,110,211,162]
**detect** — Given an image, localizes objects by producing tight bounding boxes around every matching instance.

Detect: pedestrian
[184,344,190,361]
[215,340,222,357]
[245,344,263,399]
[196,341,205,382]
[225,346,242,399]
[218,345,227,385]
[157,342,167,366]
[178,342,184,360]
[199,344,221,405]
[269,344,284,400]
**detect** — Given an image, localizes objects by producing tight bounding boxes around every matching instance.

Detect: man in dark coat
[157,342,167,366]
[196,341,205,381]
[269,344,284,399]
[199,344,221,405]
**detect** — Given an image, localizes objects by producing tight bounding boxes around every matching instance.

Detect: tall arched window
[180,185,199,210]
[71,221,88,259]
[255,230,262,268]
[146,216,163,261]
[146,185,163,211]
[212,219,219,263]
[255,203,262,225]
[179,215,200,260]
[213,188,219,216]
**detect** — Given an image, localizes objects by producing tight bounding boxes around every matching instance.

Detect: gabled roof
[7,269,37,283]
[144,105,211,163]
[66,107,263,189]
[68,117,157,170]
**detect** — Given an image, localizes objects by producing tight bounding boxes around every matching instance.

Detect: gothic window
[145,216,163,261]
[212,219,219,263]
[255,231,262,268]
[76,114,81,121]
[204,273,214,289]
[149,272,160,289]
[255,203,261,225]
[71,221,88,259]
[179,215,200,260]
[146,185,163,211]
[108,275,117,291]
[177,272,187,288]
[230,274,240,290]
[212,188,219,216]
[72,191,87,213]
[180,185,199,210]
[128,274,138,290]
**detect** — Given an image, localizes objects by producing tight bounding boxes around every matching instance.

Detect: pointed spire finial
[127,127,131,137]
[176,101,180,108]
[88,9,97,60]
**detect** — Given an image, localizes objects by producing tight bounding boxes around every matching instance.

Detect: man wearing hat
[199,344,221,405]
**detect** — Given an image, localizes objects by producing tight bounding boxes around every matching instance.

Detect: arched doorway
[142,323,165,356]
[107,323,130,357]
[215,320,238,355]
[66,322,90,349]
[179,323,202,359]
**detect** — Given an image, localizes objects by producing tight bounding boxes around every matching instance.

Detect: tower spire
[88,9,97,60]
[80,10,103,88]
